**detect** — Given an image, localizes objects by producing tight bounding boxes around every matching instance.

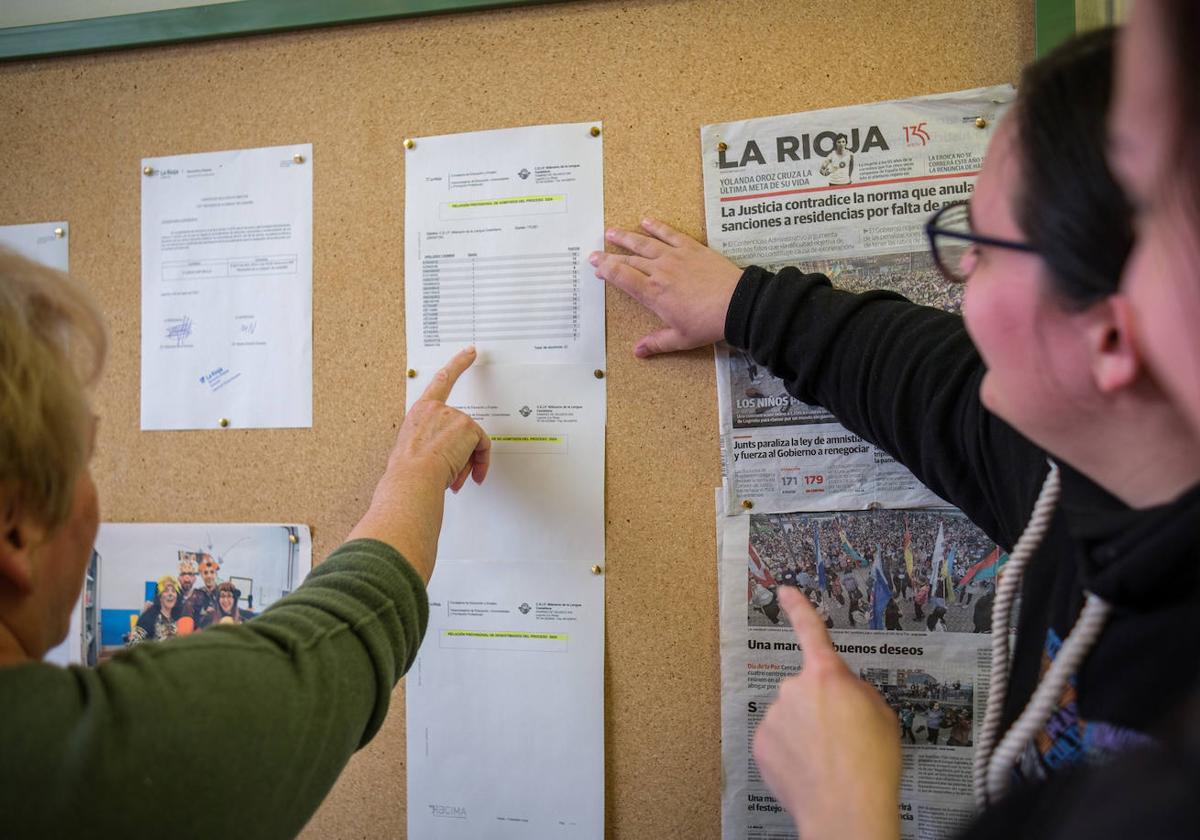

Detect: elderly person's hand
[349,347,491,580]
[753,587,902,840]
[589,218,743,357]
[386,346,491,493]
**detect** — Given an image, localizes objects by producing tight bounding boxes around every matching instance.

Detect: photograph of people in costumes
[748,509,1000,633]
[89,523,308,662]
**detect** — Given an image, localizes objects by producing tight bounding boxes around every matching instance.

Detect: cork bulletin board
[0,1,1032,836]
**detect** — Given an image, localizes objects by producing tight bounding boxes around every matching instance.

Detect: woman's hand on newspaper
[589,218,743,357]
[753,587,902,840]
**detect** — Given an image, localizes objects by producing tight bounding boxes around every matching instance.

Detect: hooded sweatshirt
[726,266,1200,789]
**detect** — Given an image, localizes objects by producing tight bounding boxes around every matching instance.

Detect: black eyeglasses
[924,200,1037,284]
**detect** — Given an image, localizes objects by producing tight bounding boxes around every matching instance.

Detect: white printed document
[404,122,605,371]
[404,122,606,840]
[427,363,606,561]
[140,144,313,430]
[0,221,69,271]
[407,559,604,838]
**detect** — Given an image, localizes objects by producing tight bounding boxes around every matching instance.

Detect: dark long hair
[213,581,244,622]
[1015,26,1132,309]
[1160,0,1200,228]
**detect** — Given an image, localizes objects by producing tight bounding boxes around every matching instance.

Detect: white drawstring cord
[984,593,1111,800]
[973,461,1060,807]
[971,460,1114,807]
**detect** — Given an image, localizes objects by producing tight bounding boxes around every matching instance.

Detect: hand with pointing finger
[753,586,902,840]
[348,346,491,581]
[387,346,492,493]
[589,217,744,357]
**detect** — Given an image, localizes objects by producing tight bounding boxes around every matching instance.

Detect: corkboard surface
[0,1,1031,836]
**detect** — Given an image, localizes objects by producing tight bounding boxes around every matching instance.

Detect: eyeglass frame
[924,199,1038,284]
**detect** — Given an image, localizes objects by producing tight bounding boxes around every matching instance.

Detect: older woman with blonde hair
[0,248,492,836]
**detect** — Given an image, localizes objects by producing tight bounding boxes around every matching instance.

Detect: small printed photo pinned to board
[45,523,311,668]
[0,221,70,272]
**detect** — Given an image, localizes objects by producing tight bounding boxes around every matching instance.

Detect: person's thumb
[634,327,689,358]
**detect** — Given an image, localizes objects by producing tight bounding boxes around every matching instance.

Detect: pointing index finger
[419,346,477,403]
[778,586,840,668]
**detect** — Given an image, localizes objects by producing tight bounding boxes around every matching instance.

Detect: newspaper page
[703,86,1014,513]
[719,504,1010,840]
[707,88,1017,840]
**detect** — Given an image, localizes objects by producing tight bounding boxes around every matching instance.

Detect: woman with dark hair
[962,5,1200,839]
[204,581,255,627]
[946,11,1200,833]
[592,26,1200,839]
[128,576,185,645]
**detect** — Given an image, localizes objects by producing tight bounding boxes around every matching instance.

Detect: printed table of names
[421,250,581,347]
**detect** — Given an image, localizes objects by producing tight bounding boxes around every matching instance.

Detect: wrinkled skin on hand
[348,347,491,581]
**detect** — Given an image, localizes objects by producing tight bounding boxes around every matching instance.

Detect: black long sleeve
[725,265,1048,550]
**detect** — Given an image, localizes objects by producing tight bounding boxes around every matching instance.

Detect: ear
[1087,294,1142,394]
[0,496,41,593]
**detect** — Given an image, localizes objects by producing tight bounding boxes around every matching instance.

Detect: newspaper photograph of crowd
[806,249,964,314]
[861,667,976,748]
[747,509,1002,633]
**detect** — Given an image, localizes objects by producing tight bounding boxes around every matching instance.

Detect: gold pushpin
[593,369,605,379]
[404,138,416,150]
[590,126,601,137]
[292,153,305,164]
[718,142,728,152]
[407,368,417,378]
[143,165,154,176]
[53,227,65,239]
[218,418,230,428]
[288,533,299,544]
[590,564,603,575]
[741,499,754,510]
[975,117,988,129]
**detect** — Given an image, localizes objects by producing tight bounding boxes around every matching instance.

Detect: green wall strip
[0,0,565,61]
[1035,0,1078,57]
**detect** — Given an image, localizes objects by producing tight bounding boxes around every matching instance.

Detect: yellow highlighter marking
[447,195,565,208]
[444,630,568,641]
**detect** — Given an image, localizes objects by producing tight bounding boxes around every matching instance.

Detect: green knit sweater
[0,538,428,838]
